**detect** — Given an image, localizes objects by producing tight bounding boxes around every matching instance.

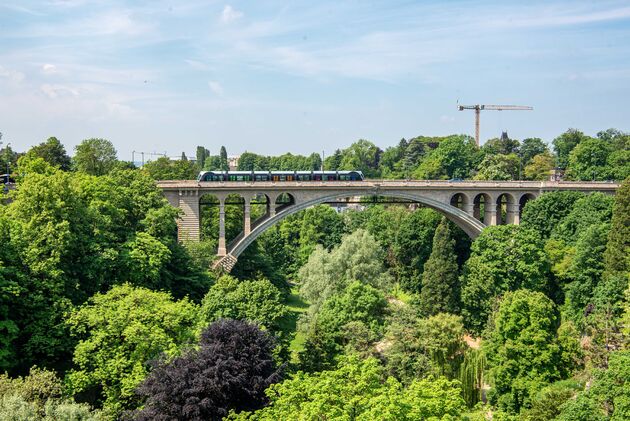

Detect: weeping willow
[458,348,486,407]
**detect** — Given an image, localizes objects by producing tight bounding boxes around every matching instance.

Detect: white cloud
[40,83,79,99]
[502,6,630,28]
[42,63,57,74]
[0,66,25,84]
[208,81,224,95]
[221,5,243,24]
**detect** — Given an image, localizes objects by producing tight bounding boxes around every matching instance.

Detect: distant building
[228,155,240,171]
[550,168,564,181]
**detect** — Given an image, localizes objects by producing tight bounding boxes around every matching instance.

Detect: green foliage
[230,355,466,421]
[520,379,584,421]
[392,209,442,292]
[520,138,549,167]
[200,275,288,331]
[23,137,71,171]
[604,178,630,279]
[563,223,611,327]
[66,284,198,416]
[552,192,613,242]
[142,156,198,180]
[419,218,460,315]
[520,191,585,239]
[237,151,321,171]
[220,145,229,171]
[556,350,630,420]
[474,154,520,181]
[484,290,565,413]
[299,281,387,371]
[73,138,118,176]
[383,309,466,383]
[566,136,613,181]
[553,128,588,169]
[461,226,551,334]
[524,151,555,181]
[338,139,382,178]
[414,135,479,179]
[298,229,392,313]
[0,367,103,420]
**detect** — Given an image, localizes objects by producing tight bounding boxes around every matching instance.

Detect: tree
[391,208,441,292]
[200,275,288,331]
[553,128,588,169]
[520,137,549,166]
[603,177,629,279]
[414,135,478,179]
[338,139,382,178]
[142,156,198,180]
[566,136,612,181]
[520,380,584,421]
[324,149,342,170]
[73,138,118,176]
[298,229,392,313]
[298,281,387,370]
[419,218,460,316]
[460,226,551,334]
[401,138,425,177]
[383,311,466,383]
[556,350,630,420]
[66,284,198,416]
[524,151,555,180]
[520,191,585,239]
[230,355,465,420]
[0,367,103,419]
[484,290,565,413]
[220,145,229,171]
[24,137,71,171]
[563,223,611,328]
[134,319,282,421]
[297,205,347,263]
[552,192,614,242]
[195,146,209,171]
[481,133,520,156]
[473,153,520,180]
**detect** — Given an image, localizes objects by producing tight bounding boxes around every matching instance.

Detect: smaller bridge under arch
[157,179,619,272]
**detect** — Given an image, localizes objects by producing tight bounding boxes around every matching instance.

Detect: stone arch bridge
[157,180,619,271]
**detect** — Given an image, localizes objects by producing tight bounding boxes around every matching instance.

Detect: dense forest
[0,129,628,420]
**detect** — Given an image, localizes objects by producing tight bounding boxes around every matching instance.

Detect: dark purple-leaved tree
[133,319,282,421]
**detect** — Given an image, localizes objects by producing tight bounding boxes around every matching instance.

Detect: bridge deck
[157,180,619,191]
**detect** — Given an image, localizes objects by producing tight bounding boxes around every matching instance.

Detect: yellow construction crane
[457,104,533,147]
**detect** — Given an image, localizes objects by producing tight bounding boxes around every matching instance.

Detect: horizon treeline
[1,127,628,182]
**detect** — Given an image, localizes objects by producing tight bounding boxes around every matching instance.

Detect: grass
[277,285,309,363]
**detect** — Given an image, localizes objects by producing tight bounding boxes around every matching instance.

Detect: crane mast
[457,104,533,147]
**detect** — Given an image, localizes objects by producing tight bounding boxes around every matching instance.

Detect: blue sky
[1,0,630,161]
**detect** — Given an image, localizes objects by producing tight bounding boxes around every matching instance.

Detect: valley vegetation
[0,129,628,420]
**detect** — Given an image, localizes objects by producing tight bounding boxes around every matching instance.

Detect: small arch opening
[275,192,295,213]
[450,193,469,210]
[473,193,492,224]
[495,193,516,225]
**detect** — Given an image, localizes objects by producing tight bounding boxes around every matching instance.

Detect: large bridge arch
[230,190,485,259]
